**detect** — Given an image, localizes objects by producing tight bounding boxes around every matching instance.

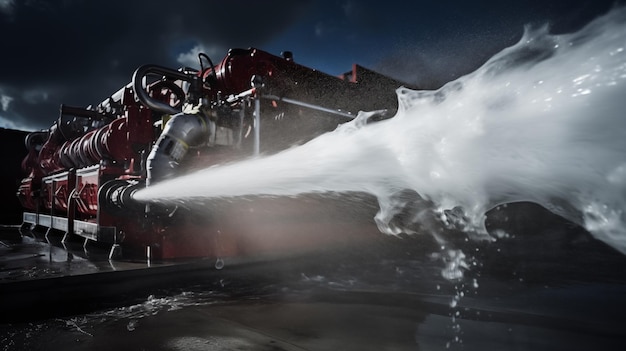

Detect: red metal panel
[75,166,100,218]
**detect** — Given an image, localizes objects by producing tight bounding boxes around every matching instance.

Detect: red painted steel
[17,48,408,260]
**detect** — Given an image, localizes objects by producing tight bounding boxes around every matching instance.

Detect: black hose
[198,52,218,87]
[132,64,194,115]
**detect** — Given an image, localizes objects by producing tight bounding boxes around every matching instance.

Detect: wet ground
[1,203,626,350]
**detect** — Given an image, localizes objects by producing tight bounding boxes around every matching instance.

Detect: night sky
[0,0,620,131]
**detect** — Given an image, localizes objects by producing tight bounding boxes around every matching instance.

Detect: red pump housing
[18,48,412,261]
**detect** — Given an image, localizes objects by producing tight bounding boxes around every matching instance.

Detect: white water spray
[135,8,626,254]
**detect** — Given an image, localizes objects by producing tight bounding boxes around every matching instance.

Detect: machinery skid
[17,48,408,261]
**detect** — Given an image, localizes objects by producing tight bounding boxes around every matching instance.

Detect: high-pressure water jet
[135,7,626,255]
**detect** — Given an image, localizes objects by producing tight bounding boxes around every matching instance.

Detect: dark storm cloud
[360,0,620,88]
[0,0,313,130]
[291,0,621,89]
[0,0,622,130]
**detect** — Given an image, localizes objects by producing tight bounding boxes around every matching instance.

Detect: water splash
[135,8,626,254]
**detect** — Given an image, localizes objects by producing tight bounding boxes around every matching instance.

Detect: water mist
[135,7,626,255]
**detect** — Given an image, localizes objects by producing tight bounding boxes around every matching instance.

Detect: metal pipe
[99,179,144,214]
[249,76,264,156]
[60,104,98,119]
[238,106,245,148]
[261,94,356,119]
[146,113,210,185]
[254,97,260,156]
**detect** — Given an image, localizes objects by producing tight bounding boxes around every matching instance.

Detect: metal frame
[22,212,118,255]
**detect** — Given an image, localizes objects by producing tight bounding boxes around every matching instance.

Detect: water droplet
[127,319,138,332]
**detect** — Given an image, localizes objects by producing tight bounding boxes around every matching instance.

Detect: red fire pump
[17,48,409,261]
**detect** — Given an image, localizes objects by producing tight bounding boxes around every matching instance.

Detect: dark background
[1,0,621,131]
[0,128,28,224]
